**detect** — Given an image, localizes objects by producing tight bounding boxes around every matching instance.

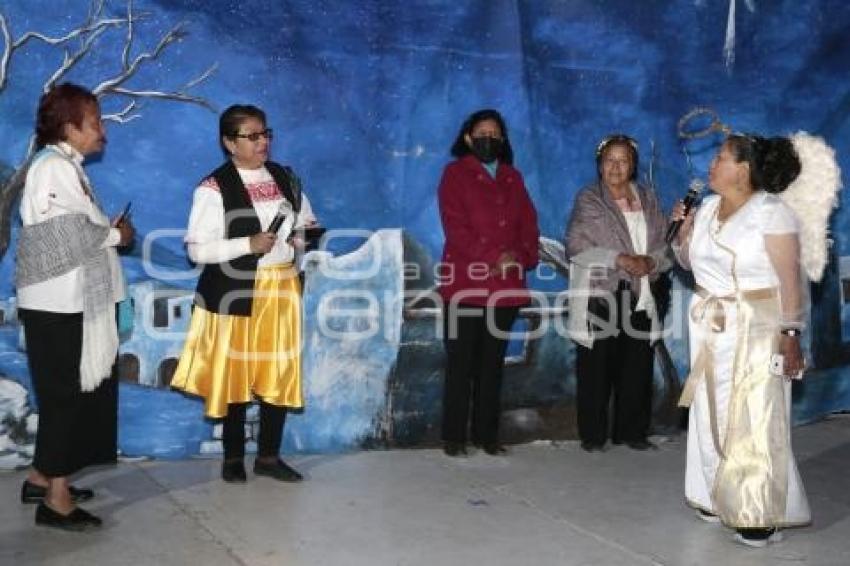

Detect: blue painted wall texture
[0,0,848,461]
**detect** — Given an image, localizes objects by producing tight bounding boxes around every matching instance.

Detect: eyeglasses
[233,128,273,142]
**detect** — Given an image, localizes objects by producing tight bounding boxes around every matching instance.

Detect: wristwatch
[780,328,802,337]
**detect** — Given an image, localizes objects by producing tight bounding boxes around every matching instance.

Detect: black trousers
[222,400,286,460]
[441,304,519,446]
[20,308,118,477]
[575,290,654,445]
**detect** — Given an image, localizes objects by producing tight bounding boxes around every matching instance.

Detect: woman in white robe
[673,134,811,547]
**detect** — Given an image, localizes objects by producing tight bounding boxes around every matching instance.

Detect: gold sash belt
[678,286,777,458]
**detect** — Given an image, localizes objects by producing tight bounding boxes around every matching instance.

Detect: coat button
[498,220,507,228]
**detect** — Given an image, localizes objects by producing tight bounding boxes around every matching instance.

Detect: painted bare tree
[0,0,217,259]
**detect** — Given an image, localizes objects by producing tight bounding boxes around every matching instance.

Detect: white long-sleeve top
[185,165,316,266]
[17,142,125,313]
[621,209,655,314]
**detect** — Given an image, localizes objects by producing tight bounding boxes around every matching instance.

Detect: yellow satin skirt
[171,265,303,418]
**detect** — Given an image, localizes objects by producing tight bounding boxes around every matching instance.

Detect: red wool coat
[437,155,539,307]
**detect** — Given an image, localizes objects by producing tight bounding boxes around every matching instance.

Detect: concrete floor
[1,416,848,566]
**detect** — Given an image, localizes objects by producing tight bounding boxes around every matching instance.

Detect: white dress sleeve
[185,186,252,264]
[295,192,317,228]
[762,196,806,327]
[765,232,806,328]
[761,195,799,235]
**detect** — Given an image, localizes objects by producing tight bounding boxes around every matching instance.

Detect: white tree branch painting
[0,0,217,258]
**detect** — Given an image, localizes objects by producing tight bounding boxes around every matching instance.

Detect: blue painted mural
[0,0,848,466]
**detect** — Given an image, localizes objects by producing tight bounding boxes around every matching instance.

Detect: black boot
[443,441,467,457]
[221,459,247,483]
[479,443,507,456]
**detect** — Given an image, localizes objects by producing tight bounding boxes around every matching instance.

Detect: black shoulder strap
[266,161,302,213]
[211,161,251,212]
[209,160,260,238]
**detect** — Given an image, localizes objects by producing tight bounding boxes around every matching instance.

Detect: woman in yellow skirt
[171,104,319,483]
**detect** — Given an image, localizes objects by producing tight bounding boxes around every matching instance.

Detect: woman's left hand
[617,254,654,277]
[490,251,521,277]
[631,255,655,277]
[113,215,135,247]
[287,235,307,249]
[779,334,805,379]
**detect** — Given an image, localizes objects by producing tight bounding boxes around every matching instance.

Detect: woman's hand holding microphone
[250,232,277,254]
[670,200,696,246]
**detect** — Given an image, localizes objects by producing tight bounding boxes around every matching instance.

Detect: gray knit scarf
[16,213,117,391]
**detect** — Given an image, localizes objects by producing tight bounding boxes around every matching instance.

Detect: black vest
[195,160,301,316]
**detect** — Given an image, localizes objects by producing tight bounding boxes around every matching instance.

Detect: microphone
[665,179,704,243]
[255,206,289,257]
[267,211,287,234]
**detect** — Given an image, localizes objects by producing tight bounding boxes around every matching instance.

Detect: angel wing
[780,132,842,282]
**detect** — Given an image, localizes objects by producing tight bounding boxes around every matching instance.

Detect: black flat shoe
[21,481,95,504]
[443,442,467,457]
[626,440,658,451]
[480,443,507,456]
[580,441,605,452]
[221,460,247,483]
[35,503,102,531]
[254,458,303,482]
[734,527,782,548]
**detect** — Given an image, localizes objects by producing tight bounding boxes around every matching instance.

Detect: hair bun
[757,137,801,194]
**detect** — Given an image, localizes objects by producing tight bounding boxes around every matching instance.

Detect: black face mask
[470,136,502,164]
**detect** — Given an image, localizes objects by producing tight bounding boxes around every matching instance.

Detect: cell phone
[116,201,132,225]
[769,353,784,376]
[300,226,326,242]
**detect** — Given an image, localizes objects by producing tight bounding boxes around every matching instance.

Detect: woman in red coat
[437,109,539,457]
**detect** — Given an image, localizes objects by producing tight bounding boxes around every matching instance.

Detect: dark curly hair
[35,83,99,149]
[449,108,514,165]
[726,134,801,194]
